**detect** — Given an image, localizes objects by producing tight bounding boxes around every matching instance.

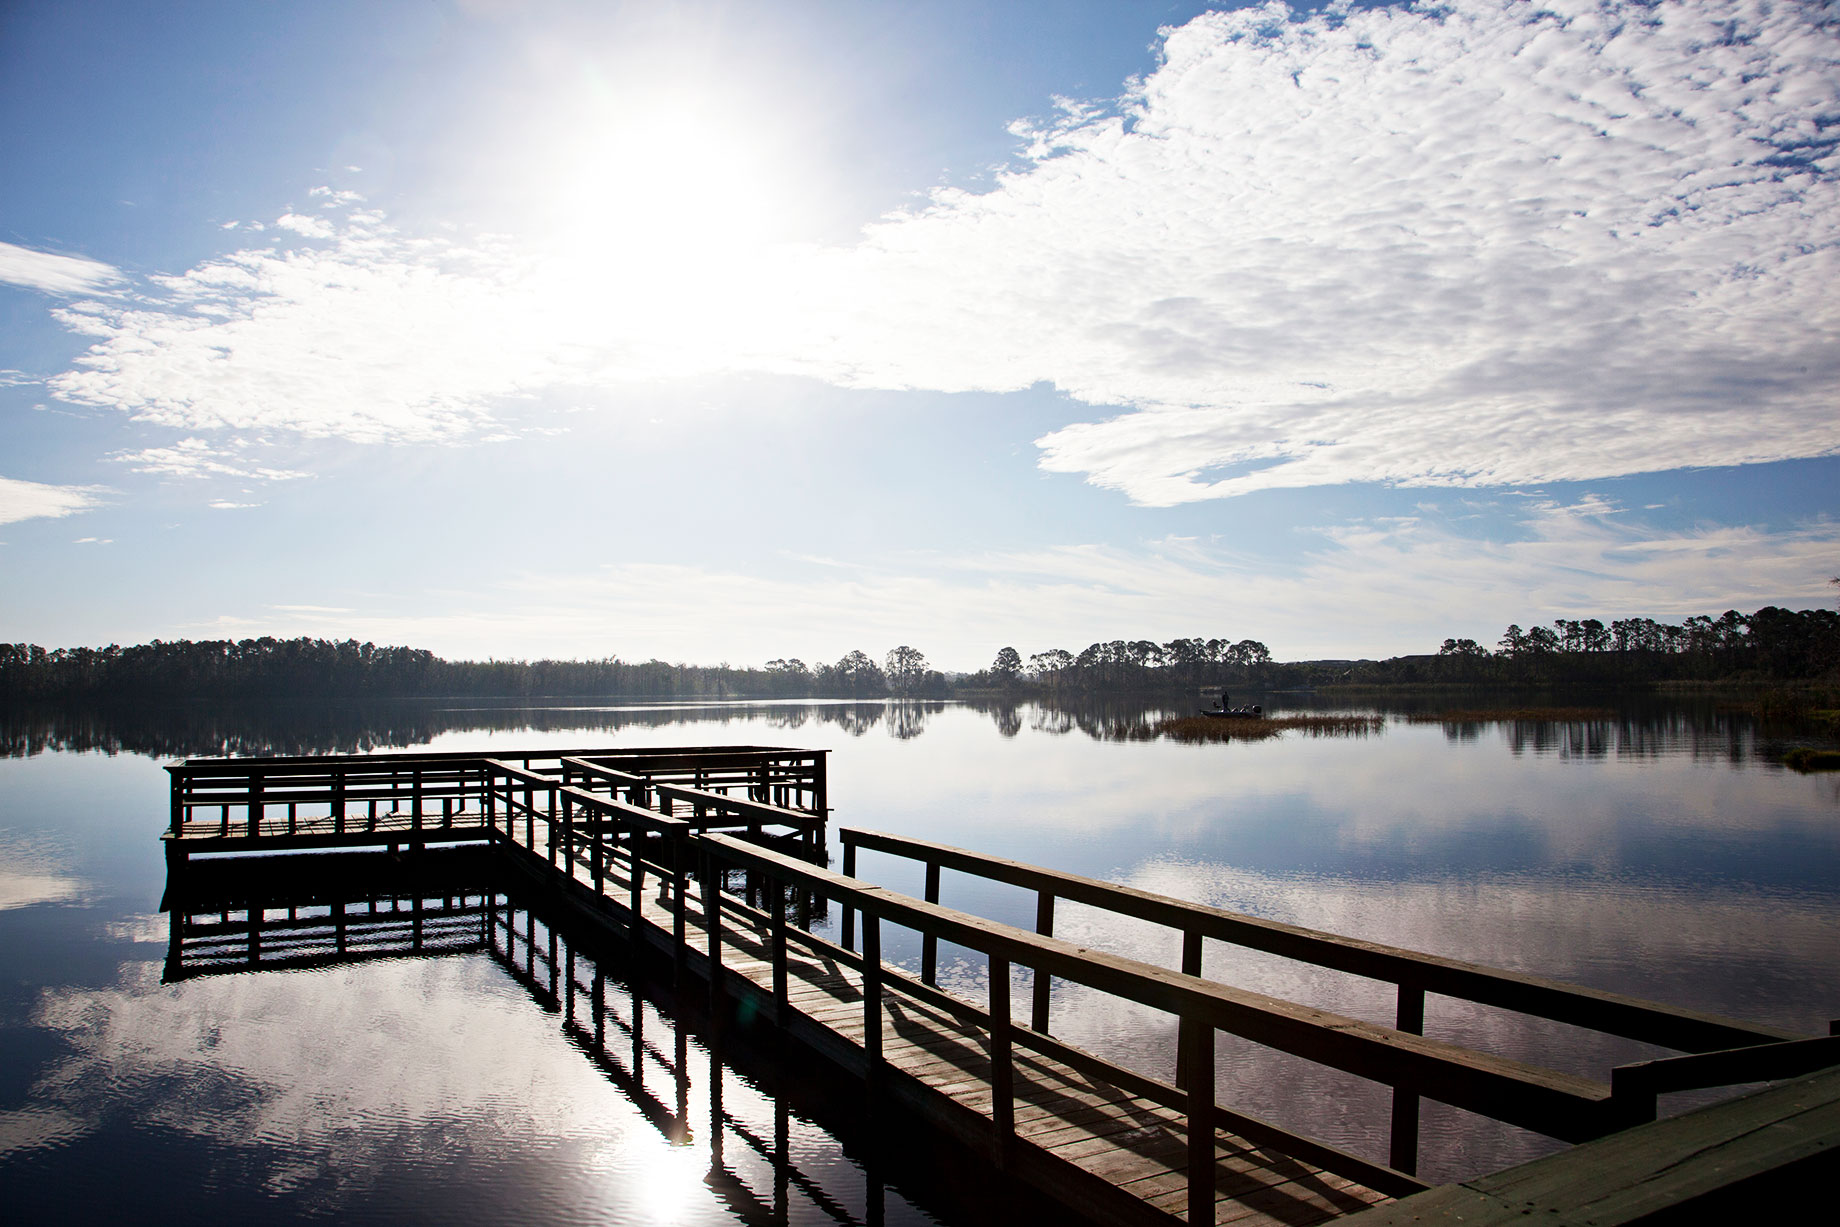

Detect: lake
[2,694,1836,1224]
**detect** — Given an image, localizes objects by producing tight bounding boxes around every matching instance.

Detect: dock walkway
[162,746,1840,1227]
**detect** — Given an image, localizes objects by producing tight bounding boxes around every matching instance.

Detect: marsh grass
[1152,714,1385,743]
[1781,747,1840,772]
[1405,706,1617,723]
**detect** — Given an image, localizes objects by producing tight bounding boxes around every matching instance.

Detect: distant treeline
[1356,606,1840,685]
[1,606,1833,705]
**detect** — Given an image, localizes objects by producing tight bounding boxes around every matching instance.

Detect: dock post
[1390,984,1425,1174]
[921,861,940,985]
[862,911,883,1111]
[1182,1014,1215,1227]
[628,818,644,948]
[771,877,789,1027]
[705,847,724,1042]
[990,955,1014,1164]
[1176,929,1204,1088]
[1032,892,1056,1033]
[672,834,687,988]
[841,839,857,952]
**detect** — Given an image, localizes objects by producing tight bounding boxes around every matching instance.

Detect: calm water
[2,695,1837,1223]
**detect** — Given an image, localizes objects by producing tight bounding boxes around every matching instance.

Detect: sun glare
[513,87,800,366]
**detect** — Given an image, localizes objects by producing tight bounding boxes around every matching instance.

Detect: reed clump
[1780,747,1840,772]
[1405,706,1617,723]
[1155,714,1384,743]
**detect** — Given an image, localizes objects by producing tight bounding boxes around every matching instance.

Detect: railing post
[591,802,605,895]
[628,816,644,940]
[841,838,857,952]
[672,832,688,988]
[1609,1066,1659,1131]
[990,954,1014,1161]
[772,876,789,1027]
[705,846,725,1040]
[248,769,263,835]
[863,911,882,1105]
[1176,929,1204,1088]
[921,861,941,985]
[1032,891,1056,1033]
[556,786,568,866]
[412,768,423,832]
[1389,983,1426,1175]
[1182,1014,1215,1227]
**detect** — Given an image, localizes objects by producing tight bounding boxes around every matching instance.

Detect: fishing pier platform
[163,746,1840,1227]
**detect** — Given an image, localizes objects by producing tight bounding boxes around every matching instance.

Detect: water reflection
[2,694,1836,1218]
[1,692,1819,769]
[131,851,1045,1226]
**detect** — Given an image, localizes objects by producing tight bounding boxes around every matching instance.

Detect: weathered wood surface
[163,747,1835,1226]
[515,825,1397,1226]
[1334,1063,1840,1224]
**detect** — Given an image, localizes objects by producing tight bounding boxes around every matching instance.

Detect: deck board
[574,836,1392,1227]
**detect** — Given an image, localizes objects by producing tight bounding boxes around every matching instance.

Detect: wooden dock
[162,746,1840,1227]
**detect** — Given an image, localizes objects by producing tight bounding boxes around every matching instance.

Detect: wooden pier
[162,746,1840,1227]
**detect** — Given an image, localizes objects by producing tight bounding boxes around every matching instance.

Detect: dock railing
[835,827,1836,1175]
[697,833,1658,1221]
[164,745,827,849]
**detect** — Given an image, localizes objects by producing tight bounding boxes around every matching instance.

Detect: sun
[504,84,804,365]
[533,88,791,261]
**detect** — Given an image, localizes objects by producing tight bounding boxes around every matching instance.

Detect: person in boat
[1218,692,1229,712]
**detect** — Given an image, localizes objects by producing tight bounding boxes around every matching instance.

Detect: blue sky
[2,0,1836,670]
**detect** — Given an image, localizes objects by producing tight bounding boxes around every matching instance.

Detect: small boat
[1200,705,1263,719]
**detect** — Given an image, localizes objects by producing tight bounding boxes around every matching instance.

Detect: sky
[2,0,1836,671]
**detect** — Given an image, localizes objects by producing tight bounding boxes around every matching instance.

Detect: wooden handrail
[563,757,818,827]
[839,827,1803,1053]
[1613,1034,1840,1099]
[702,831,1624,1143]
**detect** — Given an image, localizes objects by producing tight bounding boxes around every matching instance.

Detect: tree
[884,645,927,695]
[1027,649,1074,690]
[1438,638,1485,656]
[1498,624,1526,656]
[826,650,887,697]
[990,646,1022,685]
[1228,639,1272,667]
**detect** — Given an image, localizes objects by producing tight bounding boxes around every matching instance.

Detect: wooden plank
[1340,1065,1840,1225]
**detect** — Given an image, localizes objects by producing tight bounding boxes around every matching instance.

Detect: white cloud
[0,835,88,911]
[0,241,123,295]
[735,0,1840,504]
[33,0,1840,499]
[111,437,308,481]
[49,211,580,442]
[274,211,335,238]
[0,477,105,526]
